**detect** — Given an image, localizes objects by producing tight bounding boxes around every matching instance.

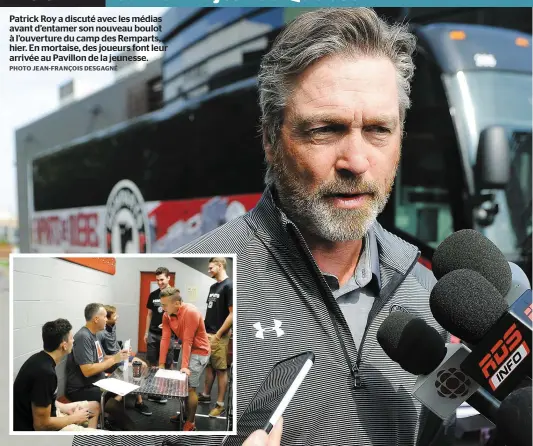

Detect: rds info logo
[479,323,530,391]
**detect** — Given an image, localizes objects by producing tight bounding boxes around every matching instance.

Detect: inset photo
[10,254,235,435]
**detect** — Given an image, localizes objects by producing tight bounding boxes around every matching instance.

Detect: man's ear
[263,132,273,164]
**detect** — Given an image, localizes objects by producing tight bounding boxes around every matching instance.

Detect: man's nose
[334,132,370,177]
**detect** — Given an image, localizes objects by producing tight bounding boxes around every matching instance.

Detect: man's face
[156,273,170,290]
[268,55,401,242]
[160,296,179,316]
[107,312,118,326]
[207,262,219,278]
[95,307,107,331]
[63,330,74,354]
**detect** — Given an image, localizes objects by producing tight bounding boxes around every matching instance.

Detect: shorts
[207,333,230,370]
[67,386,104,403]
[182,353,210,388]
[147,331,174,367]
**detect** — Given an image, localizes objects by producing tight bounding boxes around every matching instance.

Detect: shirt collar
[169,304,184,318]
[269,187,381,291]
[322,233,381,294]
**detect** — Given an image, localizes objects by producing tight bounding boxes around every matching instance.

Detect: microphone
[507,262,533,327]
[496,386,532,446]
[430,269,532,400]
[433,229,532,305]
[377,312,500,422]
[432,230,532,331]
[432,229,512,297]
[509,261,531,292]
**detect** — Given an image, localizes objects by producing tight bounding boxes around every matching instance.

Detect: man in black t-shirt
[13,318,100,431]
[144,266,174,404]
[198,257,233,417]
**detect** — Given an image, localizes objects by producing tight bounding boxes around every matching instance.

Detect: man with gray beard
[73,7,452,446]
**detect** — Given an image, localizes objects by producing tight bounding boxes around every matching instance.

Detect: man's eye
[366,125,390,134]
[308,125,343,136]
[309,126,333,135]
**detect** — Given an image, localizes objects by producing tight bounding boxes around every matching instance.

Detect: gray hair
[84,303,104,322]
[258,8,416,185]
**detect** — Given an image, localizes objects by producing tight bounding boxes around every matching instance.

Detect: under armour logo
[253,320,285,339]
[390,304,409,314]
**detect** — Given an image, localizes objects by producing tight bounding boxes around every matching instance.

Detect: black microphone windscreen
[430,269,508,343]
[432,229,512,296]
[496,386,532,446]
[377,311,446,375]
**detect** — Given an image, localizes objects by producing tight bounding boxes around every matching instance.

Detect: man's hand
[71,406,90,425]
[144,332,148,344]
[214,332,222,341]
[180,367,191,376]
[113,349,129,364]
[243,418,283,446]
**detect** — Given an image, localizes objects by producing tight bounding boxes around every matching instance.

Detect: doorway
[137,271,175,352]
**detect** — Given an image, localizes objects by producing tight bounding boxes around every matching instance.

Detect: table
[98,365,189,430]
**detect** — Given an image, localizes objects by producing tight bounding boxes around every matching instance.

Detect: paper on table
[123,339,131,370]
[94,378,140,396]
[155,369,187,381]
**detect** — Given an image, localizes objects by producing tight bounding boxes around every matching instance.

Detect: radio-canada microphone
[430,269,532,400]
[377,312,500,421]
[376,311,446,375]
[496,386,532,446]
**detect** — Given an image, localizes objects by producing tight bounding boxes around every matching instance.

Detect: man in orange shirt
[159,286,210,431]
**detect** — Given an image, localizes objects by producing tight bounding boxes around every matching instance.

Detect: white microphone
[507,261,531,306]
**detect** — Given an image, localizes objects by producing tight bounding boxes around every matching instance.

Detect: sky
[0,7,169,219]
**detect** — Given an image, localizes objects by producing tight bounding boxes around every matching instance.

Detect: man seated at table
[159,287,211,431]
[13,318,100,431]
[66,303,134,430]
[98,305,152,416]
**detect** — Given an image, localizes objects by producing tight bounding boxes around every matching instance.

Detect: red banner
[61,257,116,275]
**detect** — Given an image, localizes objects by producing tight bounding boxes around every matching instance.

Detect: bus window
[32,84,265,213]
[394,133,454,249]
[390,50,462,249]
[507,131,532,252]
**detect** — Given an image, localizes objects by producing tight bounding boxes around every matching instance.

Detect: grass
[0,260,8,268]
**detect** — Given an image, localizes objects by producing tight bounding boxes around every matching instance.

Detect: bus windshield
[443,70,532,264]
